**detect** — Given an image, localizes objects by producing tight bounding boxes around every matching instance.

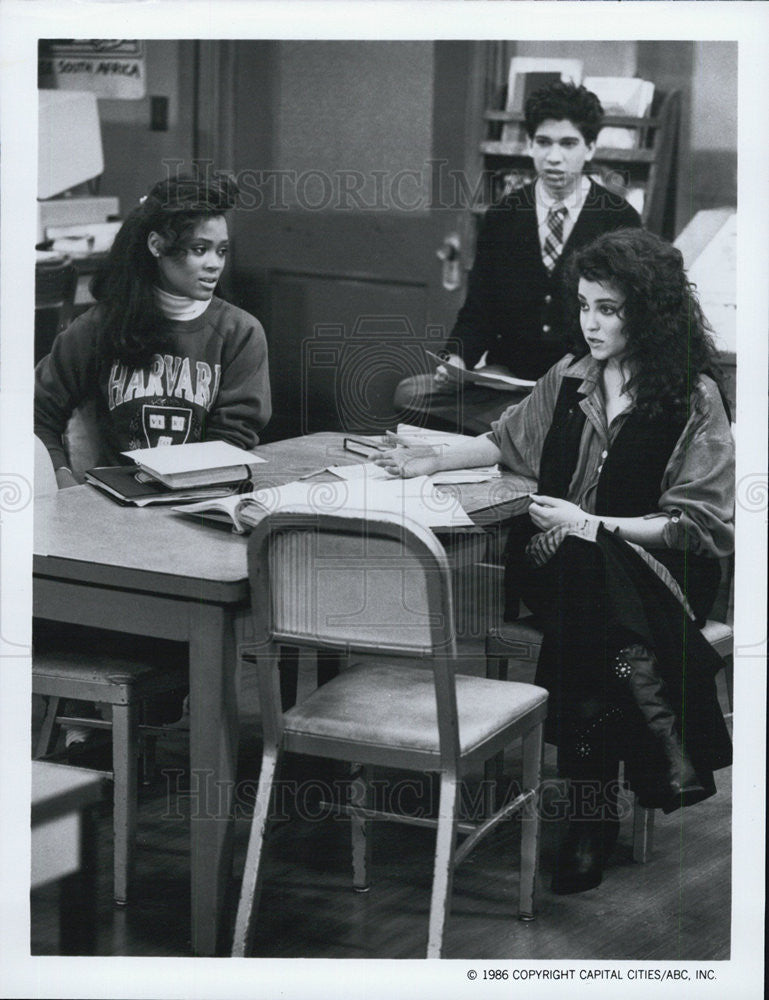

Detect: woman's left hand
[528,494,589,531]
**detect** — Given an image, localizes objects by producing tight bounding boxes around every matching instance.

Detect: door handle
[436,233,462,291]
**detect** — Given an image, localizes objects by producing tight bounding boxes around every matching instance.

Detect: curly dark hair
[524,81,604,145]
[90,172,239,367]
[563,228,727,421]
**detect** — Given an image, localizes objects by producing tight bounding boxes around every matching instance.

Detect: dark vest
[532,371,720,621]
[538,374,686,517]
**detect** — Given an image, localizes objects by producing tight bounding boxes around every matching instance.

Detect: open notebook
[174,475,474,533]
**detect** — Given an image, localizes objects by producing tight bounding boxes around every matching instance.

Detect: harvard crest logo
[141,405,192,447]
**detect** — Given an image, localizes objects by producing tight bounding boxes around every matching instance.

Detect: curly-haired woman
[377,228,734,894]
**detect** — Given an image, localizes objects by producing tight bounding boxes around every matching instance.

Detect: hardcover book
[121,440,265,489]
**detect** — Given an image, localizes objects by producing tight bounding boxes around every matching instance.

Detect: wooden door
[221,41,481,441]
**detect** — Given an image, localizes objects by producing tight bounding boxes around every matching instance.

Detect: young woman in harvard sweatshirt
[35,172,271,488]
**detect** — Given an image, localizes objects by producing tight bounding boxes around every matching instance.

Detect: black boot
[552,766,620,895]
[614,644,709,813]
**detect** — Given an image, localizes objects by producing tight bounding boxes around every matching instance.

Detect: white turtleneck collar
[154,286,212,322]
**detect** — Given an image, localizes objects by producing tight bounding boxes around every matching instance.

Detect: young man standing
[395,81,642,432]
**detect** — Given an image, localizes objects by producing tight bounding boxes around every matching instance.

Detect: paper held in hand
[425,350,535,390]
[122,440,265,489]
[174,476,474,533]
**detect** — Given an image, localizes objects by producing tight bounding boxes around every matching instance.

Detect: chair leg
[111,702,138,906]
[138,701,157,786]
[232,744,281,957]
[141,735,157,786]
[483,657,508,815]
[350,763,372,892]
[518,721,544,920]
[487,655,508,683]
[296,649,319,703]
[426,771,460,959]
[35,696,62,759]
[632,798,655,863]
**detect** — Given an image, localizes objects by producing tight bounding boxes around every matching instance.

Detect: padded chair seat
[285,662,548,755]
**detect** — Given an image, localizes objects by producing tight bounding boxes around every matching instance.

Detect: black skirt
[503,517,732,807]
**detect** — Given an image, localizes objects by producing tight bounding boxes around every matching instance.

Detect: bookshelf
[475,89,682,239]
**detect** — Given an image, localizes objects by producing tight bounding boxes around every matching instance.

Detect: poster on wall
[38,39,145,99]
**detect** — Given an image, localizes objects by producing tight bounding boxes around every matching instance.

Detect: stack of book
[85,440,265,506]
[584,76,655,151]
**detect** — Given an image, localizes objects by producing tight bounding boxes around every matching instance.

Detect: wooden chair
[485,611,733,864]
[34,434,59,496]
[32,437,187,904]
[33,648,187,904]
[232,510,548,958]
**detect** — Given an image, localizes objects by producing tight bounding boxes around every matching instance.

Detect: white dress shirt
[534,175,592,257]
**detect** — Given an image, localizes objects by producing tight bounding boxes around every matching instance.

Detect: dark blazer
[450,180,641,380]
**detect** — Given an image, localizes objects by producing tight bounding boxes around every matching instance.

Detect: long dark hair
[90,173,238,367]
[563,228,727,420]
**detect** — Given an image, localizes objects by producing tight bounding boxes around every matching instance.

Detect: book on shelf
[121,440,265,489]
[583,76,655,150]
[425,350,535,390]
[175,475,474,534]
[501,57,584,148]
[85,465,240,507]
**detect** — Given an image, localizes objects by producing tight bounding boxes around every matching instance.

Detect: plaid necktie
[542,204,568,272]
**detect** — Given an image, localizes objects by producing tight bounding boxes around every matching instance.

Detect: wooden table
[33,432,532,955]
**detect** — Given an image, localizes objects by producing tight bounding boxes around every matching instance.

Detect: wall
[689,42,738,215]
[96,41,195,213]
[90,39,737,230]
[515,40,637,77]
[274,41,434,211]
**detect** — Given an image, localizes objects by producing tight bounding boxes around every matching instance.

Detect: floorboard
[31,665,733,960]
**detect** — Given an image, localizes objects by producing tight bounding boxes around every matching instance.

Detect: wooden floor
[31,658,733,960]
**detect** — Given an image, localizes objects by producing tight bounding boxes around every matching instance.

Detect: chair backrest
[249,509,456,654]
[64,399,110,481]
[247,508,461,755]
[34,435,58,497]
